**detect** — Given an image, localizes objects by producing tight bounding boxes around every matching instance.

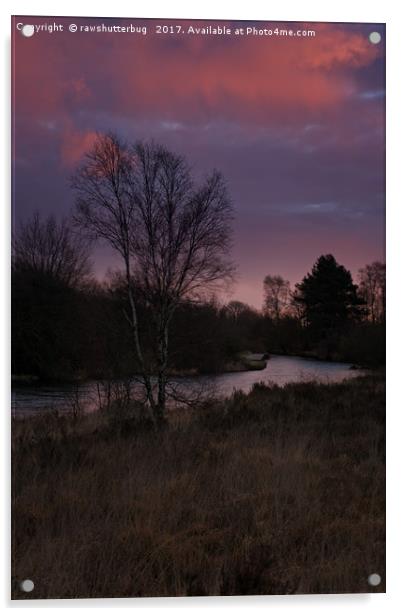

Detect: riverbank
[11,353,266,384]
[12,374,385,598]
[272,349,370,370]
[12,355,362,416]
[10,350,374,387]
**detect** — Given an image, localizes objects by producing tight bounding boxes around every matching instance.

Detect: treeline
[12,214,385,382]
[12,271,265,380]
[262,255,385,367]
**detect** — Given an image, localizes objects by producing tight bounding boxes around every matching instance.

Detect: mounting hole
[368,573,381,586]
[369,32,381,45]
[21,25,35,38]
[20,579,34,593]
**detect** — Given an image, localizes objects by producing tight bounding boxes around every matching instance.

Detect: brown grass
[11,374,385,599]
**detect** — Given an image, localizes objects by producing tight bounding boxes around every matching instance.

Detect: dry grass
[11,374,385,599]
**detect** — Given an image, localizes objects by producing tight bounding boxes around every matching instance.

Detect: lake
[12,354,362,416]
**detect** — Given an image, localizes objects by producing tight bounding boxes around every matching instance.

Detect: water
[12,354,362,416]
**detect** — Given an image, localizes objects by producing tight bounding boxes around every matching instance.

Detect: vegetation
[12,374,385,598]
[72,134,234,423]
[12,138,386,411]
[12,233,385,384]
[294,255,364,331]
[263,274,291,321]
[358,262,386,324]
[11,144,386,598]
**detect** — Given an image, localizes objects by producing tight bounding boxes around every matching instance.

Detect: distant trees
[294,255,362,332]
[260,256,385,364]
[12,241,387,382]
[12,212,91,287]
[12,206,386,383]
[262,275,290,321]
[358,261,386,323]
[72,133,234,423]
[12,213,93,379]
[220,301,265,355]
[223,300,255,320]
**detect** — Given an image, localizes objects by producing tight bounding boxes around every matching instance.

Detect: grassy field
[12,374,385,599]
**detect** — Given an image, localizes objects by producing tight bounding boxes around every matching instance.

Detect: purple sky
[12,17,385,308]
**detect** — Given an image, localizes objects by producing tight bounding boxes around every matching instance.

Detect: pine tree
[294,254,362,333]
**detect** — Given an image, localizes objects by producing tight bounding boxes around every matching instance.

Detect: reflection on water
[12,354,363,416]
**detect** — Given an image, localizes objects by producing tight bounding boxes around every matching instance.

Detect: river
[12,354,362,416]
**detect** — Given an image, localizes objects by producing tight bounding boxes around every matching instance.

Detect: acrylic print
[11,16,385,599]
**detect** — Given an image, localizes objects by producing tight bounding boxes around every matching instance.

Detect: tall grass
[12,374,385,598]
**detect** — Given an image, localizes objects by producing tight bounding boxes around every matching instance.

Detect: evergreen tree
[294,255,362,333]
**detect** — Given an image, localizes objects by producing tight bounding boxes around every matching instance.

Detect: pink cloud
[13,18,381,126]
[60,127,97,166]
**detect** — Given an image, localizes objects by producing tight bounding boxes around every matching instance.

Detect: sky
[12,16,386,308]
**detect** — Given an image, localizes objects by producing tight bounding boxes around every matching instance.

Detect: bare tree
[224,300,257,320]
[12,212,91,287]
[263,275,291,321]
[358,261,386,323]
[72,133,234,424]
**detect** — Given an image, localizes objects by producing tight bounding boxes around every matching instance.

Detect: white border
[1,1,402,614]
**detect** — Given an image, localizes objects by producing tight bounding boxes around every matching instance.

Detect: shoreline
[11,350,374,387]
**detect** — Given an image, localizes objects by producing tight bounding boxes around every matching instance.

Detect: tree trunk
[156,316,169,424]
[124,256,158,425]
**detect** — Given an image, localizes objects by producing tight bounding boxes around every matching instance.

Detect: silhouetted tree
[221,301,264,353]
[263,275,290,321]
[72,133,234,423]
[12,213,92,379]
[358,261,386,323]
[12,212,91,287]
[223,300,254,320]
[294,255,362,333]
